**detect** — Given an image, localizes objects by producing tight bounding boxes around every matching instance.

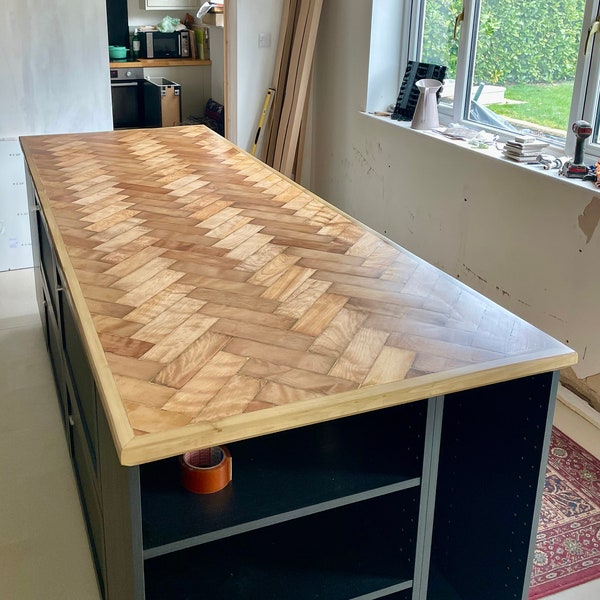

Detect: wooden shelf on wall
[109,58,211,69]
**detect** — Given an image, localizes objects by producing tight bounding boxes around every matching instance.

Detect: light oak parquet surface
[21,126,576,464]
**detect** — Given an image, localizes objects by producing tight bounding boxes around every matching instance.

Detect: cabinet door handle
[68,415,75,427]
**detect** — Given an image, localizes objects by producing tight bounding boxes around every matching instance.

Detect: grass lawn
[488,81,573,132]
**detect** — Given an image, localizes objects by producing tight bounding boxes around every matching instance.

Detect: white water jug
[410,79,442,130]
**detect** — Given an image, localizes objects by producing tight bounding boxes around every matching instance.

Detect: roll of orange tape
[179,446,232,494]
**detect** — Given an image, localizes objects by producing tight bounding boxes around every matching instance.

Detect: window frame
[571,1,600,152]
[401,0,600,160]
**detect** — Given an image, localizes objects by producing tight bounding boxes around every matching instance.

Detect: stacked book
[502,136,548,163]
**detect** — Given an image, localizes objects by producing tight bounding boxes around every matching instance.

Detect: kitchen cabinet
[106,0,129,48]
[21,126,576,600]
[144,0,200,9]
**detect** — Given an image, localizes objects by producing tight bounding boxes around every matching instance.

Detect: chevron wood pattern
[21,126,576,464]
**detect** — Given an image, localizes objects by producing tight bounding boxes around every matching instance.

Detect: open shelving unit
[144,491,418,599]
[140,402,426,598]
[141,402,425,554]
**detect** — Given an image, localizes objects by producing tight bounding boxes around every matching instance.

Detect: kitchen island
[21,126,576,600]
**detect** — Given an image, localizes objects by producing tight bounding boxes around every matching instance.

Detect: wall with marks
[306,0,600,379]
[1,0,112,271]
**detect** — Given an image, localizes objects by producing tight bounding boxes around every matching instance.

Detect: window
[404,0,600,156]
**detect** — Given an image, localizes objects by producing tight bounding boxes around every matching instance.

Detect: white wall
[226,0,283,149]
[0,141,30,271]
[307,0,600,380]
[0,0,112,271]
[1,0,112,137]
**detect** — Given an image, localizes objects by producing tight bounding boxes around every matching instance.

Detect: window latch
[585,17,600,55]
[453,10,464,41]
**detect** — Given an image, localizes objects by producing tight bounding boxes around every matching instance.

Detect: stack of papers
[502,136,548,163]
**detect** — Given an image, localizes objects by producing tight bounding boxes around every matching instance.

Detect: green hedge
[422,0,585,85]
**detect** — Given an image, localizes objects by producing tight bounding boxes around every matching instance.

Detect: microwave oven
[140,30,190,59]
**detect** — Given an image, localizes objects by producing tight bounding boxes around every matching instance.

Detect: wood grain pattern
[20,126,577,465]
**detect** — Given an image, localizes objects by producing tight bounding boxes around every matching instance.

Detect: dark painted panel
[429,372,555,600]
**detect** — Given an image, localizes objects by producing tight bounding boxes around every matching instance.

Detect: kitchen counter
[20,125,577,600]
[110,58,211,69]
[20,125,575,466]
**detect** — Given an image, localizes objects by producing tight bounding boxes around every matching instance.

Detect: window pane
[420,0,463,107]
[469,0,585,140]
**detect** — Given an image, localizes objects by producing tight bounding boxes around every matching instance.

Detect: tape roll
[179,446,232,494]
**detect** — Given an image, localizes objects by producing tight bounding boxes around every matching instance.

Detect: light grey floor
[0,268,100,599]
[0,267,598,600]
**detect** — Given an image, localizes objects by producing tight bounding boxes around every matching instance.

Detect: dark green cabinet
[106,0,129,48]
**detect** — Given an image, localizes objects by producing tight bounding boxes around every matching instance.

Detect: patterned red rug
[529,427,600,598]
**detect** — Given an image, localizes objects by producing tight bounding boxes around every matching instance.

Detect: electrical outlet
[258,33,271,48]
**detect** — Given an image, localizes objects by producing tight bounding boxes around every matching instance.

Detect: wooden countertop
[110,58,211,69]
[20,126,577,465]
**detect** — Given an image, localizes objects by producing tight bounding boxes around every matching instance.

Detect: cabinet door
[26,183,46,326]
[98,406,144,600]
[145,0,198,9]
[44,282,69,435]
[62,290,99,475]
[106,0,129,48]
[69,379,106,596]
[35,207,63,325]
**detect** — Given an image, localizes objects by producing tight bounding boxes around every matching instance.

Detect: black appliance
[110,67,144,129]
[139,30,191,59]
[110,69,182,130]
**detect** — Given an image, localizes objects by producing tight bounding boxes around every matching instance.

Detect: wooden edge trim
[119,348,577,465]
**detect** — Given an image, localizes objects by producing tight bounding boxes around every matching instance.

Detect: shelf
[426,564,464,600]
[144,490,419,600]
[109,58,211,69]
[141,401,426,556]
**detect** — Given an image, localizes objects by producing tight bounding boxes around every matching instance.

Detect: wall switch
[258,33,271,48]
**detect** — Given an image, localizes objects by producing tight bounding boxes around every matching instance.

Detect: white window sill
[362,112,599,195]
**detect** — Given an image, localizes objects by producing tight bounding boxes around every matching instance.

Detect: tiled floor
[0,267,599,600]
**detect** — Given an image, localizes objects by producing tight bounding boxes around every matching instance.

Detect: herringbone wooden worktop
[21,126,576,464]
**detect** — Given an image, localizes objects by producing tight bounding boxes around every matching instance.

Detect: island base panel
[429,371,558,600]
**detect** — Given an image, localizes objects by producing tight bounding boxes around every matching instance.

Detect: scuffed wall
[578,197,600,243]
[307,0,600,380]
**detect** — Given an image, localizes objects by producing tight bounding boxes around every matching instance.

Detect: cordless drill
[560,120,593,178]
